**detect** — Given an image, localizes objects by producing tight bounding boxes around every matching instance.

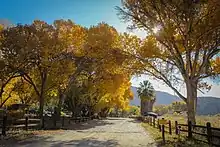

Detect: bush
[129,106,140,116]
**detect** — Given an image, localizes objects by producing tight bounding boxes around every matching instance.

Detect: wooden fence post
[42,116,45,129]
[68,117,71,124]
[62,116,64,127]
[153,117,156,127]
[175,121,178,135]
[178,126,181,140]
[162,124,165,144]
[25,116,28,131]
[53,114,56,128]
[2,115,7,136]
[168,120,172,135]
[159,125,162,132]
[157,119,160,129]
[206,122,212,145]
[188,121,192,139]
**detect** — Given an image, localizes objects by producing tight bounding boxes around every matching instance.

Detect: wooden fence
[0,115,41,136]
[0,115,92,136]
[143,116,220,146]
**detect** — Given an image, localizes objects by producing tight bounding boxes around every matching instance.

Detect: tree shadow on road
[61,119,115,130]
[15,136,119,147]
[127,119,141,124]
[106,117,126,120]
[43,118,143,131]
[52,138,119,147]
[1,119,115,145]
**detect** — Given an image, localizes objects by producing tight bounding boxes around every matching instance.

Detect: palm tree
[137,80,156,115]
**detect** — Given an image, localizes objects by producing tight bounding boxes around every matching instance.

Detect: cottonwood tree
[86,23,133,113]
[0,20,135,118]
[0,24,32,107]
[64,23,134,116]
[117,0,220,124]
[0,20,82,117]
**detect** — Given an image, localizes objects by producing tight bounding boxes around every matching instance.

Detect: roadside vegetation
[153,101,220,128]
[142,100,220,146]
[141,123,209,147]
[163,113,220,128]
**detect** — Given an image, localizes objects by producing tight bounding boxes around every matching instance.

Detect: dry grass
[143,114,220,146]
[163,114,220,128]
[141,123,209,147]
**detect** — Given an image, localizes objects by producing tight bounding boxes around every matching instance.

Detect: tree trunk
[39,72,47,119]
[39,92,44,118]
[100,107,109,117]
[57,89,65,119]
[186,79,197,125]
[146,101,149,112]
[148,100,154,112]
[141,99,144,115]
[144,100,148,113]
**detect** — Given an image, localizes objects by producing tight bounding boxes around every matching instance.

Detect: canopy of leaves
[117,0,220,102]
[0,20,134,115]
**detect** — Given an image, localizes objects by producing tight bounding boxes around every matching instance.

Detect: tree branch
[22,73,40,97]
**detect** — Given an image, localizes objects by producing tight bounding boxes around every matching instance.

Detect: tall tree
[0,24,30,107]
[64,23,134,116]
[117,0,220,124]
[0,20,81,117]
[137,80,155,115]
[1,20,135,118]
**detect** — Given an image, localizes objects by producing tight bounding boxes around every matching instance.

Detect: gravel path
[3,117,156,147]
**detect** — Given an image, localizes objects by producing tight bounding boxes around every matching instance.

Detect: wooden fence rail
[0,116,41,135]
[1,115,92,136]
[143,116,220,146]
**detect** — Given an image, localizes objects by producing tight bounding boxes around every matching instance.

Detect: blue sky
[0,0,219,97]
[0,0,126,30]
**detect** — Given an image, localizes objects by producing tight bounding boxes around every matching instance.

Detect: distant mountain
[130,86,140,106]
[130,86,181,106]
[197,97,220,115]
[154,91,181,105]
[130,86,220,115]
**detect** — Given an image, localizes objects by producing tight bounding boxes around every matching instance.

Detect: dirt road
[3,117,156,147]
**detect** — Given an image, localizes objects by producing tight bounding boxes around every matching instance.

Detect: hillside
[197,97,220,115]
[130,86,181,106]
[130,86,220,115]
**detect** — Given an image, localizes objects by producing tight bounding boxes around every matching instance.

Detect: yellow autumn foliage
[213,57,220,74]
[0,20,135,114]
